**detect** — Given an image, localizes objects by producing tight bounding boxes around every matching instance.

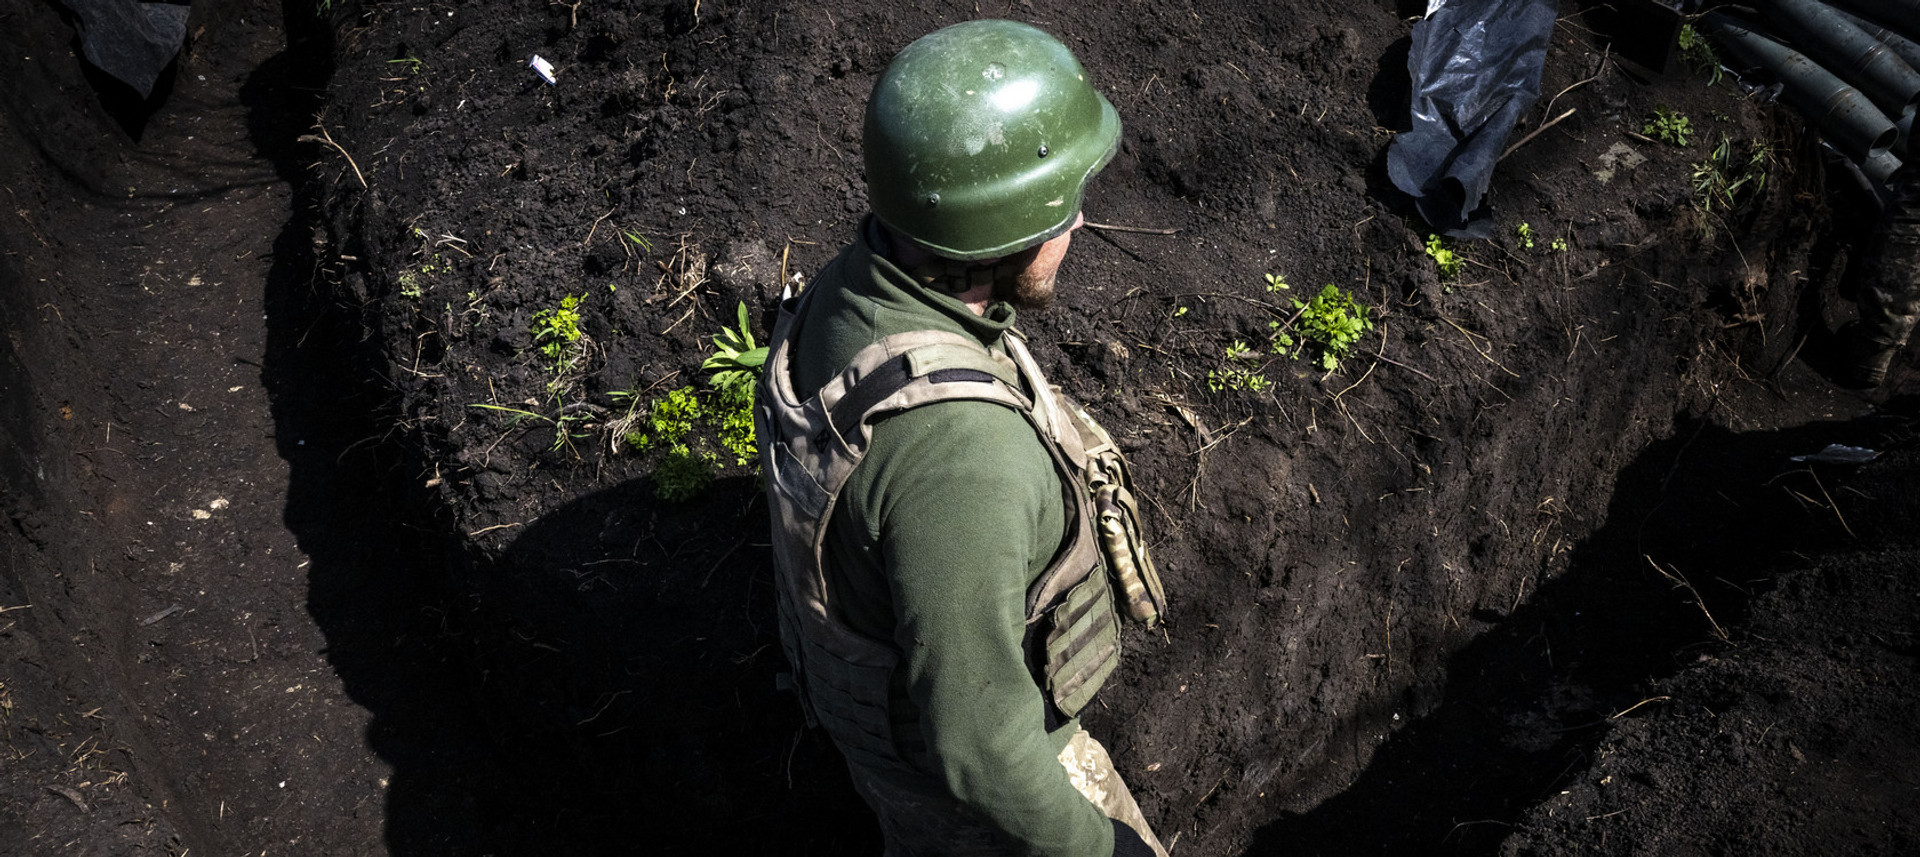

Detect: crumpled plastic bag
[57,0,190,98]
[1388,0,1560,238]
[1788,444,1880,464]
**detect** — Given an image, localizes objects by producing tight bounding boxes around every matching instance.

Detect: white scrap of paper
[530,55,557,85]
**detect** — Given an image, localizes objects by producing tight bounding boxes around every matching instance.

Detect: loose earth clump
[2,0,1917,855]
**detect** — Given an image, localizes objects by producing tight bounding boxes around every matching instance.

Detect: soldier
[1836,168,1920,388]
[756,20,1171,857]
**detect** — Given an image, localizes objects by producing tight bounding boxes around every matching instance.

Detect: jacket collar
[854,216,1015,349]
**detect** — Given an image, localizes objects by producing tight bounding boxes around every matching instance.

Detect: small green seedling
[1677,25,1723,84]
[1425,235,1462,280]
[1691,134,1772,240]
[621,229,654,253]
[386,56,425,75]
[1644,106,1693,146]
[622,386,718,499]
[1276,283,1375,372]
[467,402,578,453]
[531,294,585,373]
[1516,222,1535,251]
[397,270,423,299]
[653,446,716,502]
[1207,340,1271,393]
[700,303,767,466]
[701,302,767,405]
[1264,273,1291,294]
[627,386,700,453]
[1551,237,1569,253]
[617,305,771,498]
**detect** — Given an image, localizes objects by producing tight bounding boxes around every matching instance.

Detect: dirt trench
[2,0,1917,855]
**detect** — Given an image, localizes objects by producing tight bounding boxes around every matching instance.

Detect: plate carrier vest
[756,287,1157,771]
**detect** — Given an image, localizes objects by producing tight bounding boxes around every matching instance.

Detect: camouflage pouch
[1060,397,1169,627]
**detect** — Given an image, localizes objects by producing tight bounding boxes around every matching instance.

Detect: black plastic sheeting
[1388,0,1560,238]
[57,0,190,98]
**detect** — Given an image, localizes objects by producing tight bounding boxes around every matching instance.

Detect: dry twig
[1808,469,1857,539]
[1645,556,1728,642]
[1500,109,1577,161]
[580,209,614,249]
[298,123,367,188]
[1609,695,1671,720]
[1438,315,1521,378]
[1086,221,1180,236]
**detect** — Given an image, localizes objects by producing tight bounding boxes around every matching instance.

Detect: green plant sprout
[702,302,767,405]
[1644,106,1693,146]
[1551,237,1569,253]
[699,302,767,466]
[1692,135,1772,240]
[653,446,716,502]
[1424,235,1462,280]
[396,270,423,299]
[626,386,700,452]
[620,387,724,500]
[713,399,757,466]
[1276,284,1375,372]
[621,229,654,253]
[467,402,576,453]
[612,305,769,499]
[1677,25,1723,84]
[399,251,449,299]
[386,56,425,75]
[1517,222,1536,251]
[1264,273,1291,293]
[531,294,585,373]
[628,387,712,498]
[1207,340,1271,393]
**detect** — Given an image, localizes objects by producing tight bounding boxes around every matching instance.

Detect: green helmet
[865,20,1121,262]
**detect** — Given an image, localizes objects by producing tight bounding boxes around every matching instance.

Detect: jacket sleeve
[1110,819,1156,857]
[857,400,1114,856]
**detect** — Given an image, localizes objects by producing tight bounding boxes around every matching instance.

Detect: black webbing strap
[826,358,1001,441]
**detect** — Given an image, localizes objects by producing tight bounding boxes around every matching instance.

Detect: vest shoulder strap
[821,333,1027,447]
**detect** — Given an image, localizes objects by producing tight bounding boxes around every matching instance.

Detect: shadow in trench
[430,476,878,853]
[243,1,496,853]
[244,2,877,851]
[1242,401,1917,857]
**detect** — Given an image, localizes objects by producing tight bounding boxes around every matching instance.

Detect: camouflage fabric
[1858,174,1920,351]
[1057,730,1170,857]
[849,729,1168,857]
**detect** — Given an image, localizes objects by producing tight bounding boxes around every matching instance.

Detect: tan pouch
[1061,397,1169,627]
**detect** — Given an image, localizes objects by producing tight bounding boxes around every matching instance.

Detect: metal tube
[1825,0,1920,45]
[1701,13,1899,162]
[1765,0,1920,116]
[1829,6,1920,77]
[1863,149,1905,183]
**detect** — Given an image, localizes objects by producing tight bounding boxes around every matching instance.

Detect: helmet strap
[908,258,1021,296]
[869,218,1025,297]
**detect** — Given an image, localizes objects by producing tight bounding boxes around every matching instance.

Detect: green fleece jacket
[791,221,1113,856]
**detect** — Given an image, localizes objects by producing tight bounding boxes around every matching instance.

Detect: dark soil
[3,0,1917,855]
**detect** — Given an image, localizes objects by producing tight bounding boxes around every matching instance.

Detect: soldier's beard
[998,266,1056,310]
[995,218,1075,311]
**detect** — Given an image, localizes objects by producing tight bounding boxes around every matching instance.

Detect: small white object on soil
[529,55,557,85]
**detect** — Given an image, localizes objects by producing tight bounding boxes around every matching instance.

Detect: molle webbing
[757,288,1121,769]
